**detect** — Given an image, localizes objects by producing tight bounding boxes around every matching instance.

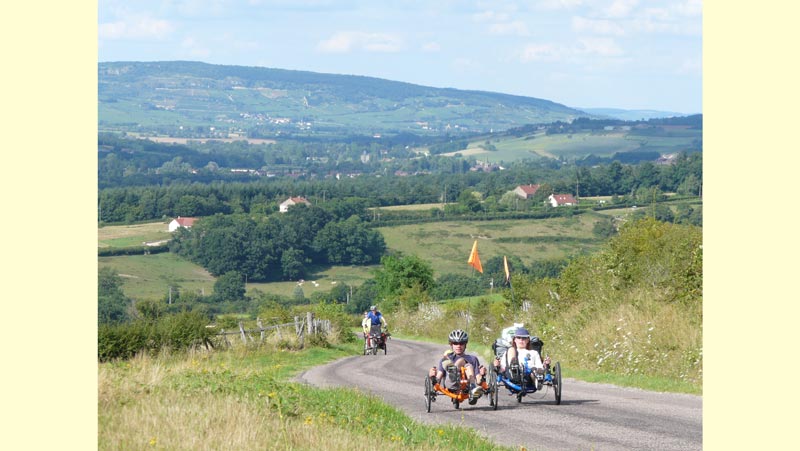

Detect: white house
[168,216,198,232]
[548,193,577,207]
[279,196,311,213]
[513,184,541,199]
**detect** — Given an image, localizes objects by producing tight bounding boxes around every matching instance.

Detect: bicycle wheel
[554,362,562,405]
[424,376,433,413]
[371,341,378,356]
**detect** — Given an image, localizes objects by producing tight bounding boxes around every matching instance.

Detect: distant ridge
[578,108,691,121]
[98,61,591,137]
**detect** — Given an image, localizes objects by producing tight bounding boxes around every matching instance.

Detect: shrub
[98,311,214,362]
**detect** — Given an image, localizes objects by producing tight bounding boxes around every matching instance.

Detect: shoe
[509,364,521,383]
[469,383,484,404]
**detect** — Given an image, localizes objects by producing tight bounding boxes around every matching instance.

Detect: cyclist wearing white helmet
[428,329,487,405]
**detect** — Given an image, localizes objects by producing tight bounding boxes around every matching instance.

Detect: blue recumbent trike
[487,336,562,409]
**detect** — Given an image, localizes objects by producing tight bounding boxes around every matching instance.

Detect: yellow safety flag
[504,255,510,284]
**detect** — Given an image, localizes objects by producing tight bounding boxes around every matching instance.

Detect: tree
[431,273,484,300]
[292,285,306,303]
[373,254,435,302]
[98,268,130,325]
[281,248,307,280]
[213,271,246,302]
[348,279,379,313]
[457,189,482,212]
[593,219,616,238]
[312,216,386,265]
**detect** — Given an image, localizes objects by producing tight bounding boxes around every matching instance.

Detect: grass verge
[99,344,513,451]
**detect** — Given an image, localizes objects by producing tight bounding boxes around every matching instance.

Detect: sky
[98,0,702,114]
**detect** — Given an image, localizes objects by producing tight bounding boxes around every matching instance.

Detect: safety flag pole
[504,255,515,303]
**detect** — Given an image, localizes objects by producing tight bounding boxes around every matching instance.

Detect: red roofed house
[513,184,541,199]
[548,193,578,207]
[168,216,198,232]
[279,196,311,213]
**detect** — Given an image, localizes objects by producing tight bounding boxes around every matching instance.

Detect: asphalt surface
[296,337,702,451]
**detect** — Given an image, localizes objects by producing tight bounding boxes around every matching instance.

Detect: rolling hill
[98,61,590,137]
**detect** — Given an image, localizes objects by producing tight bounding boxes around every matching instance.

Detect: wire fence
[215,312,331,348]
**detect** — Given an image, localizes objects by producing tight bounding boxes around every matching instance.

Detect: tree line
[98,152,701,224]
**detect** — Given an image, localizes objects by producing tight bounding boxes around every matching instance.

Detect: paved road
[296,338,702,451]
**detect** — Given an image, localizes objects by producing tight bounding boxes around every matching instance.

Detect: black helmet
[448,329,469,343]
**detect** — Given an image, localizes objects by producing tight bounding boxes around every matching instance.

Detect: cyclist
[366,305,387,348]
[493,327,550,388]
[361,311,371,346]
[428,329,487,405]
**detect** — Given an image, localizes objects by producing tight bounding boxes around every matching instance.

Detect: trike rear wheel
[554,362,562,405]
[424,376,433,413]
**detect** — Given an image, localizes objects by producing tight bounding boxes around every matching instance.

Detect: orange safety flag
[503,255,510,283]
[468,240,483,273]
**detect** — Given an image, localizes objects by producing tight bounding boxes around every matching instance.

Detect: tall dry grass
[99,348,507,451]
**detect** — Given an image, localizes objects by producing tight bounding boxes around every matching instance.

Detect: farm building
[548,194,577,207]
[279,196,311,213]
[514,184,541,199]
[168,216,198,232]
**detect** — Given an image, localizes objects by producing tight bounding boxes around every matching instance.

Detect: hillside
[98,61,589,137]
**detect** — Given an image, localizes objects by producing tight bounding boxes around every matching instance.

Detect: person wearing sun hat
[493,327,549,386]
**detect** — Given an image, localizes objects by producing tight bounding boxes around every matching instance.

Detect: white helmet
[448,329,469,343]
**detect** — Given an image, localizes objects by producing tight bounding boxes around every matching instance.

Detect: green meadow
[454,130,700,163]
[99,211,621,301]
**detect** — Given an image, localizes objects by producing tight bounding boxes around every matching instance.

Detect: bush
[98,311,214,362]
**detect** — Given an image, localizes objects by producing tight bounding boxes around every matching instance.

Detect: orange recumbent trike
[423,365,493,412]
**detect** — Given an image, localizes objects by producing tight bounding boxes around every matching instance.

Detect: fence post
[239,321,247,344]
[221,329,231,348]
[307,311,314,336]
[257,318,265,342]
[295,316,304,348]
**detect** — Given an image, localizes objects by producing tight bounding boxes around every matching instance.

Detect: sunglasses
[515,336,530,340]
[449,341,467,346]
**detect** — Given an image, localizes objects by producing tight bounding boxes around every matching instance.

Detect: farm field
[98,210,634,300]
[446,130,700,163]
[98,253,216,300]
[98,221,172,248]
[377,211,612,275]
[99,250,377,301]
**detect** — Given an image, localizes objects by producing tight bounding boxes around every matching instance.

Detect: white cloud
[518,36,624,63]
[572,16,625,35]
[422,42,441,52]
[518,43,564,62]
[316,31,403,53]
[488,21,531,36]
[674,0,702,17]
[607,0,639,18]
[537,0,584,10]
[98,14,174,40]
[576,37,623,56]
[676,57,702,75]
[181,37,211,58]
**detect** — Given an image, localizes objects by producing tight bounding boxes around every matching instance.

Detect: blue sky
[98,0,702,114]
